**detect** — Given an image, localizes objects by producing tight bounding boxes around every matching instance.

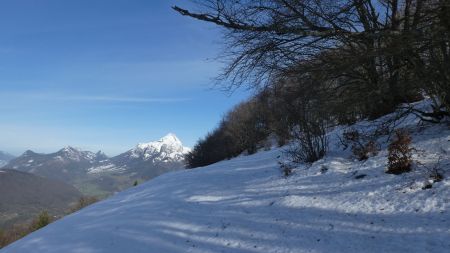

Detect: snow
[87,133,189,174]
[129,133,190,163]
[58,146,97,161]
[136,133,183,151]
[87,164,126,174]
[54,156,63,161]
[2,105,449,253]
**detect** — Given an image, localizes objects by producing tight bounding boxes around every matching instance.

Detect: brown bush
[342,129,379,161]
[387,130,413,175]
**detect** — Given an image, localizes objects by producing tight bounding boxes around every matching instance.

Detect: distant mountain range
[0,169,82,229]
[0,151,15,167]
[3,133,190,198]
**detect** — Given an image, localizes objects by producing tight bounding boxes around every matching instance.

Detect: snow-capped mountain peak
[87,134,189,175]
[127,133,190,163]
[59,146,81,153]
[160,132,182,144]
[56,146,95,161]
[137,133,183,152]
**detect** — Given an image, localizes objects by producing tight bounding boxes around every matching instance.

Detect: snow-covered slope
[2,115,449,252]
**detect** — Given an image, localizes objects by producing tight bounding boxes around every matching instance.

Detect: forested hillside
[177,0,450,168]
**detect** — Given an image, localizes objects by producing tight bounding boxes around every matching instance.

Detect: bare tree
[180,0,450,168]
[174,1,440,117]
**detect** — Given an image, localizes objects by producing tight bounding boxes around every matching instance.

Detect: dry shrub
[342,130,360,143]
[278,161,294,177]
[69,196,98,214]
[429,169,444,183]
[286,115,328,164]
[1,196,99,249]
[342,129,379,161]
[353,140,379,161]
[288,130,327,163]
[386,130,413,175]
[29,211,51,232]
[1,196,100,249]
[417,156,445,188]
[0,224,29,248]
[0,211,53,249]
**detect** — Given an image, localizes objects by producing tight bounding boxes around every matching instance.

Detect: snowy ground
[2,109,450,252]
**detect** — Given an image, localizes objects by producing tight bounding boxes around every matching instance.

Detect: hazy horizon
[3,132,191,157]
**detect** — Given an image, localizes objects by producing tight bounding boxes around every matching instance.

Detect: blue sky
[0,0,250,156]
